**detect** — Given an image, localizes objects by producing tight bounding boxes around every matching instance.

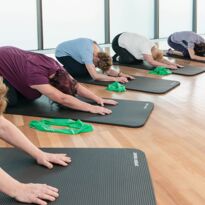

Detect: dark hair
[194,42,205,56]
[96,52,112,72]
[49,69,78,96]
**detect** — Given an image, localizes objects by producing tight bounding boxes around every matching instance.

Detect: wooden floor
[1,48,205,205]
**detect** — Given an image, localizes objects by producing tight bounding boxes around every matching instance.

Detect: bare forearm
[92,73,117,81]
[191,55,205,61]
[160,58,175,66]
[0,168,20,197]
[0,116,42,160]
[76,84,101,103]
[147,60,169,67]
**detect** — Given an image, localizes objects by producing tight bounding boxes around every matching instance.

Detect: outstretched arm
[85,64,128,83]
[159,58,183,68]
[188,48,205,61]
[143,54,178,69]
[76,83,118,106]
[105,69,135,80]
[0,116,71,168]
[31,84,113,115]
[0,168,59,204]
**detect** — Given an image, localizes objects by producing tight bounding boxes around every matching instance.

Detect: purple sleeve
[27,73,49,86]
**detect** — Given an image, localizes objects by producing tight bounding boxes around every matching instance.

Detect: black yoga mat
[77,76,180,94]
[113,61,205,76]
[163,49,205,63]
[0,148,156,205]
[6,96,154,127]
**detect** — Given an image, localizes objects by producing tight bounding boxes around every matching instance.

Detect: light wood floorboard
[1,51,205,205]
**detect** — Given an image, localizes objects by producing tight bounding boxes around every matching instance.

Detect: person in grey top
[167,31,205,61]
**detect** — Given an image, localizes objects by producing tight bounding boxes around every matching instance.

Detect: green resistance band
[29,119,93,135]
[106,81,126,92]
[149,66,172,76]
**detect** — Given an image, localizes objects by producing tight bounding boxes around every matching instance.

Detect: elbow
[90,74,98,80]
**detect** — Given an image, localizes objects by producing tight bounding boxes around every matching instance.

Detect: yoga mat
[0,148,156,205]
[6,96,154,128]
[77,76,180,94]
[113,61,205,76]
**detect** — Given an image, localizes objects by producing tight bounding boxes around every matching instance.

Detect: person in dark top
[167,31,205,61]
[0,77,70,204]
[0,46,117,115]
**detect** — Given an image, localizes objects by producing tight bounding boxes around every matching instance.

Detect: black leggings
[3,79,30,107]
[167,35,190,59]
[56,56,90,78]
[112,33,143,64]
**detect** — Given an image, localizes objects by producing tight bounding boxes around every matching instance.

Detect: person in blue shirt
[55,38,134,83]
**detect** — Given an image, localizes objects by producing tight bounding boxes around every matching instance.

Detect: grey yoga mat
[76,76,180,94]
[113,61,205,76]
[6,96,154,128]
[0,148,157,205]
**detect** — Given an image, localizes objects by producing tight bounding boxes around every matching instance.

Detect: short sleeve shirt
[0,46,63,99]
[55,38,94,65]
[118,32,155,60]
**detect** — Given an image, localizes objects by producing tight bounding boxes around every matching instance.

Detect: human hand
[90,105,112,115]
[95,97,118,107]
[176,64,184,68]
[167,64,178,70]
[14,183,59,205]
[115,77,128,83]
[101,99,118,106]
[36,152,71,169]
[121,73,135,80]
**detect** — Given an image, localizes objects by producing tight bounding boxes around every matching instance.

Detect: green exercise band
[149,66,172,76]
[106,82,126,92]
[29,119,93,135]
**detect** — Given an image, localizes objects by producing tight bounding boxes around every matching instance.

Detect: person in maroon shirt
[0,46,117,115]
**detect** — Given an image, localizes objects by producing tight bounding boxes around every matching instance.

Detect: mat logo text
[144,103,149,110]
[133,152,139,167]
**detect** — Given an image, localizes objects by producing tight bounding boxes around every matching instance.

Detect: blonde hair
[0,77,8,115]
[152,48,163,61]
[96,52,112,72]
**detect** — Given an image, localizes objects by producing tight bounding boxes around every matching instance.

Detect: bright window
[42,0,105,49]
[0,0,37,50]
[110,0,154,41]
[197,0,205,34]
[159,0,193,38]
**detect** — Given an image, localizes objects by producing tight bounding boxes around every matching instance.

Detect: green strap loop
[149,66,172,76]
[29,119,93,135]
[106,82,126,92]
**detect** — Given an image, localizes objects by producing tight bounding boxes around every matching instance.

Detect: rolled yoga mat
[6,96,154,128]
[76,76,180,94]
[0,148,157,205]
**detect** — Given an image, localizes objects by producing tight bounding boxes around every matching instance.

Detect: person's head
[94,52,113,72]
[0,77,8,115]
[194,42,205,56]
[49,69,78,96]
[151,47,163,61]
